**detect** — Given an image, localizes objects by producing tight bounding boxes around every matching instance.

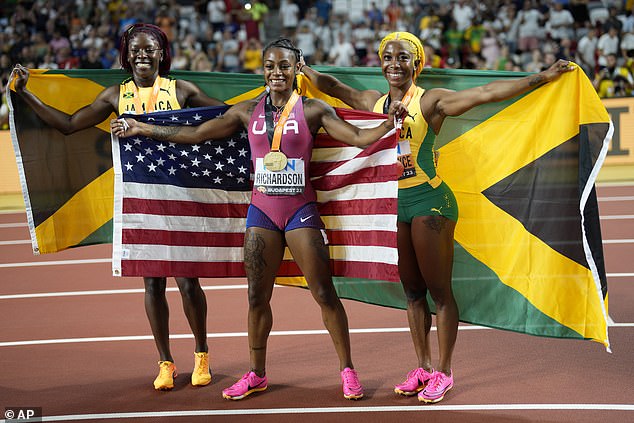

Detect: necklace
[263,92,300,172]
[272,102,286,111]
[272,102,286,122]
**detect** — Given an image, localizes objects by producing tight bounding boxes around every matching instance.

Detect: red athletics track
[1,184,633,423]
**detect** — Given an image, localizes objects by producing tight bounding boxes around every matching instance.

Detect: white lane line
[3,247,634,270]
[0,258,111,268]
[0,239,31,245]
[0,273,631,300]
[603,239,634,244]
[600,215,634,220]
[2,271,633,300]
[5,323,634,348]
[0,327,492,347]
[0,222,27,228]
[35,404,634,421]
[598,196,634,201]
[0,285,250,300]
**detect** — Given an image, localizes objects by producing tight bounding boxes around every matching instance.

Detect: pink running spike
[222,371,268,400]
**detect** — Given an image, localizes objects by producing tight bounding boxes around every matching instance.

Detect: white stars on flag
[117,107,250,191]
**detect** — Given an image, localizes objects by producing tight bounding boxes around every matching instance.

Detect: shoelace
[403,368,421,383]
[239,372,264,388]
[342,369,361,389]
[195,354,208,375]
[158,362,173,378]
[426,372,446,392]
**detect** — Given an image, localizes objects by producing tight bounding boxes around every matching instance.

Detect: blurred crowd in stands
[2,0,634,128]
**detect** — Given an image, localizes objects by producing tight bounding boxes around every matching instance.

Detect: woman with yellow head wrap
[378,31,426,81]
[300,32,574,404]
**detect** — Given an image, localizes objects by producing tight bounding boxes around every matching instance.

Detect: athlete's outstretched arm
[110,102,251,144]
[427,60,575,122]
[13,64,117,135]
[307,98,406,147]
[300,63,382,112]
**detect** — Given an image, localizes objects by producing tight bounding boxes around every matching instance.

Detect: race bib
[397,140,417,180]
[254,157,305,195]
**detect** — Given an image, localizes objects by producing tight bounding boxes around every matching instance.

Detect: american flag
[112,106,399,282]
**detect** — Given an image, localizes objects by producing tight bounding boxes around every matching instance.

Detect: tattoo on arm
[244,231,267,285]
[528,74,546,87]
[148,125,181,140]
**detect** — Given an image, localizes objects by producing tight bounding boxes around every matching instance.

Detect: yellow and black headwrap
[378,32,425,81]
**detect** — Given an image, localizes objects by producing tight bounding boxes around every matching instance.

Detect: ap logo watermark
[4,407,42,421]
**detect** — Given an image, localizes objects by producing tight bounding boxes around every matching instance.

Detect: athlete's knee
[144,277,167,298]
[311,284,339,308]
[428,286,456,309]
[247,286,270,309]
[175,278,202,301]
[402,282,427,303]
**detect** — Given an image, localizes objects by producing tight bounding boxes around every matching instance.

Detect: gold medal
[262,92,299,173]
[263,151,288,171]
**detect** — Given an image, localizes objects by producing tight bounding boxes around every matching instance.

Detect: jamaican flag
[8,66,611,348]
[7,69,265,254]
[299,66,611,349]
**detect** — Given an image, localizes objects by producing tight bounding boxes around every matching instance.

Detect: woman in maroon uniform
[111,38,406,400]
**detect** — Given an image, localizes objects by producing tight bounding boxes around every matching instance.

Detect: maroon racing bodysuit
[248,95,318,230]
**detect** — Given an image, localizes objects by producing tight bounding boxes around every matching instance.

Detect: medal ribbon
[131,77,161,114]
[384,83,417,181]
[383,82,417,130]
[265,91,300,153]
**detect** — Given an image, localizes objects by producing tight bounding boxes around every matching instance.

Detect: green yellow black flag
[299,66,611,349]
[7,69,264,254]
[8,67,610,348]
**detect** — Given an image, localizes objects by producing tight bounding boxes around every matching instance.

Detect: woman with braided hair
[13,23,224,391]
[301,31,574,403]
[111,37,407,401]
